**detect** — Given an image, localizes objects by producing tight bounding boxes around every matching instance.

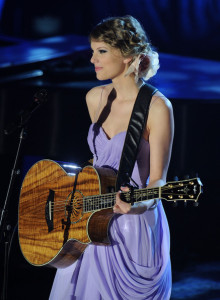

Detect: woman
[50,15,174,299]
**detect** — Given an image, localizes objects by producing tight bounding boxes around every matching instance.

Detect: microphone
[4,89,48,135]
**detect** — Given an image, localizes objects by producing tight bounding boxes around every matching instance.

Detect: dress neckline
[99,126,126,141]
[90,123,149,143]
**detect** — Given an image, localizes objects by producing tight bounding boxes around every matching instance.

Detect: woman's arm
[113,94,174,214]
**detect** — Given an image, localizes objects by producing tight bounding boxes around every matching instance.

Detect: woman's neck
[111,77,144,102]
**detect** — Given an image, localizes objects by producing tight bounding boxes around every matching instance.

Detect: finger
[113,205,120,214]
[120,186,130,192]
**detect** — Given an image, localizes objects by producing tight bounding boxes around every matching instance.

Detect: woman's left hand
[113,185,158,214]
[113,186,131,214]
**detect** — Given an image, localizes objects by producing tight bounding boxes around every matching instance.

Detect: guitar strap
[115,83,158,193]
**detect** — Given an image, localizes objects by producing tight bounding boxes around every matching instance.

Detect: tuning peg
[172,201,178,208]
[184,201,187,207]
[173,176,179,181]
[193,201,199,207]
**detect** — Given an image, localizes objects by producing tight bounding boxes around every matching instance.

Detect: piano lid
[0,34,90,69]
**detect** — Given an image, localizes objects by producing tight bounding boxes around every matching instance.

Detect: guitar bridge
[45,189,54,232]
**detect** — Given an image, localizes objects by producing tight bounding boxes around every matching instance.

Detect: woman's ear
[123,57,133,64]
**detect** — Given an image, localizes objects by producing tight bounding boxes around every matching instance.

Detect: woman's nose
[90,53,96,64]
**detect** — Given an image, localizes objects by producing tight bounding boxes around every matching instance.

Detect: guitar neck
[83,187,159,213]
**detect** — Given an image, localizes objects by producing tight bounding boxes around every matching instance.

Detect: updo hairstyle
[89,15,159,81]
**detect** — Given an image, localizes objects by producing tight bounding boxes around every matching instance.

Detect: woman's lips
[95,67,102,72]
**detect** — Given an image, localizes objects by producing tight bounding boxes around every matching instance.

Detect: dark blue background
[1,0,220,60]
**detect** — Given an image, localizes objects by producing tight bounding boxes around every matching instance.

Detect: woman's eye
[99,49,107,54]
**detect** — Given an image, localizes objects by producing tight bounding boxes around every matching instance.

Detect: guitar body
[18,159,116,268]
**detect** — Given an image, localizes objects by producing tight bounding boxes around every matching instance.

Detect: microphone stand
[0,89,47,300]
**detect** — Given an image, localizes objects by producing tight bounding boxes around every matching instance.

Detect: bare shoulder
[86,85,103,105]
[86,84,112,122]
[147,91,174,130]
[86,84,113,104]
[150,91,173,113]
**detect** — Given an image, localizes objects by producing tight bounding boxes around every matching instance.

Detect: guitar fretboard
[83,187,160,213]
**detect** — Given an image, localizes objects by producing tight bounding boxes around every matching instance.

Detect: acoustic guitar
[18,159,202,269]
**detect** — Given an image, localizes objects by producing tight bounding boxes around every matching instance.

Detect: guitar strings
[48,187,160,212]
[20,184,193,217]
[25,185,190,216]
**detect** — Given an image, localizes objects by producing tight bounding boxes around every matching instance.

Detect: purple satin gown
[49,123,172,300]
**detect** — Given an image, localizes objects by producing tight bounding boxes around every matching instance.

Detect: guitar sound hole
[65,190,84,224]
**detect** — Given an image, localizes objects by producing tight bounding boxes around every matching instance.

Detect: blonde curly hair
[89,15,159,81]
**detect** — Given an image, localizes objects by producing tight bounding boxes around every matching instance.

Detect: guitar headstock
[161,177,203,204]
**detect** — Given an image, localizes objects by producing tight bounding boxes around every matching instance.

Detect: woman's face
[90,40,129,81]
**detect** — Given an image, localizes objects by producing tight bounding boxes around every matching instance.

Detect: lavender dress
[49,123,171,300]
